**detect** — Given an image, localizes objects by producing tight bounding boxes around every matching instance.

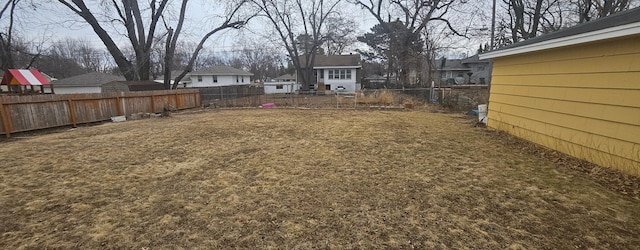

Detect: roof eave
[53,84,103,87]
[480,22,640,60]
[312,66,362,69]
[190,72,253,76]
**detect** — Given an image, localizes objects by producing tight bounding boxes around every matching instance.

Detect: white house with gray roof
[187,65,253,88]
[265,74,300,94]
[50,72,125,94]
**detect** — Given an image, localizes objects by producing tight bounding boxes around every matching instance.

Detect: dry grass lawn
[1,109,639,249]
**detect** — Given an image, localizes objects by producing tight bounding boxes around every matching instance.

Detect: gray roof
[461,54,490,64]
[491,7,640,52]
[274,74,296,80]
[190,65,253,76]
[299,54,361,68]
[154,70,192,83]
[51,72,125,87]
[364,74,387,80]
[155,70,191,80]
[102,80,165,92]
[435,58,468,71]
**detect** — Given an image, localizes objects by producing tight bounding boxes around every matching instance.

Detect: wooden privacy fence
[0,89,200,137]
[197,85,264,102]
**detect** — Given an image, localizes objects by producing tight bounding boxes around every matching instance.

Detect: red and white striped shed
[0,69,54,94]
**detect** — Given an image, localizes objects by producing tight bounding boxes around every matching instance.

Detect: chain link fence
[198,85,488,111]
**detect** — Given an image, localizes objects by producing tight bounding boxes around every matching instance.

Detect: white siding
[265,83,300,94]
[322,69,358,93]
[189,75,249,87]
[52,86,102,94]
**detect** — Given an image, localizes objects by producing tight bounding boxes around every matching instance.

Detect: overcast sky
[12,0,491,59]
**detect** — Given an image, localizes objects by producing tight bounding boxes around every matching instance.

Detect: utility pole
[490,0,496,50]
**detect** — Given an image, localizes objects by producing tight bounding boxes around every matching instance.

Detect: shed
[101,80,166,93]
[479,7,640,176]
[0,69,53,94]
[51,72,125,94]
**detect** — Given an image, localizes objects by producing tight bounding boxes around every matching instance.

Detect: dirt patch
[1,109,638,248]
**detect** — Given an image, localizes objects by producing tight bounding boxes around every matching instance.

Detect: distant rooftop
[274,74,296,80]
[190,65,253,76]
[52,72,125,87]
[298,54,361,68]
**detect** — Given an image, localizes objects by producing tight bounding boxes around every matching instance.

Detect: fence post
[67,97,77,127]
[0,100,12,138]
[193,90,200,108]
[150,94,155,113]
[116,96,123,116]
[174,92,180,110]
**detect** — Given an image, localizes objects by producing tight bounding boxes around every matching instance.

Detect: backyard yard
[0,109,638,248]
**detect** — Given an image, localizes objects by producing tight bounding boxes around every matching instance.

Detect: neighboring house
[363,74,397,89]
[434,58,468,84]
[434,56,491,85]
[461,55,491,85]
[51,72,125,94]
[265,74,300,94]
[154,70,191,88]
[274,73,296,83]
[479,7,640,176]
[102,80,165,93]
[363,74,387,89]
[298,54,362,94]
[187,65,253,88]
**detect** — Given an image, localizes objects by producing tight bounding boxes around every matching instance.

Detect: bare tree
[496,0,635,45]
[322,16,358,55]
[0,0,20,70]
[505,0,555,41]
[595,0,633,17]
[47,38,107,73]
[573,0,635,23]
[252,0,341,90]
[353,0,464,86]
[0,0,53,72]
[165,0,254,89]
[238,45,283,82]
[57,0,170,81]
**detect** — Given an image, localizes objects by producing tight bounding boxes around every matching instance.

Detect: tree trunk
[163,28,174,90]
[58,0,136,80]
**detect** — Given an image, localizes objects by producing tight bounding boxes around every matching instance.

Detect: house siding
[265,83,299,94]
[488,34,640,176]
[189,75,249,87]
[317,68,358,93]
[52,86,102,94]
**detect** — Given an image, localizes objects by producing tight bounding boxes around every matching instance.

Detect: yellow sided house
[480,8,640,176]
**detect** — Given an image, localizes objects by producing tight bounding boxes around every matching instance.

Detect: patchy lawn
[1,109,638,249]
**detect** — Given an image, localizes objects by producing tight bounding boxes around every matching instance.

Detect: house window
[320,69,324,79]
[325,84,331,90]
[276,84,283,89]
[236,76,239,83]
[457,73,463,77]
[197,75,202,82]
[326,69,352,80]
[213,76,217,83]
[479,78,486,84]
[241,76,244,83]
